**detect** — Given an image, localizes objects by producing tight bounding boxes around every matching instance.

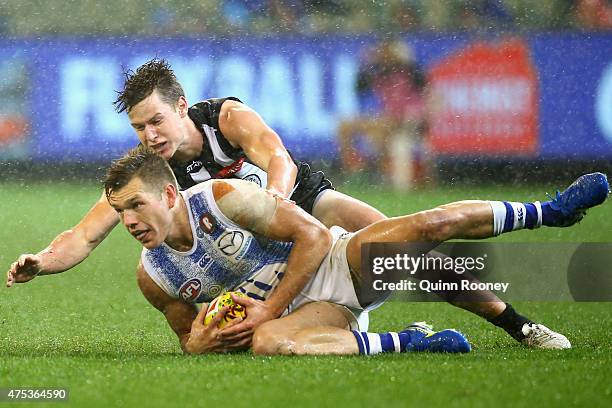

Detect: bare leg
[346,200,494,274]
[345,200,507,320]
[252,302,359,356]
[312,190,386,232]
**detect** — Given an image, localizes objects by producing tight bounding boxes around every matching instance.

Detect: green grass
[0,181,611,408]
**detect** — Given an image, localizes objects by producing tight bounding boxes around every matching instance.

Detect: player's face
[107,177,173,249]
[128,91,187,160]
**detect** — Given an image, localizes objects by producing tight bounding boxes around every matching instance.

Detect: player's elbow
[306,224,333,255]
[58,225,96,249]
[284,156,298,174]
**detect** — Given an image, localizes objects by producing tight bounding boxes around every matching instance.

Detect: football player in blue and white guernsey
[102,146,608,355]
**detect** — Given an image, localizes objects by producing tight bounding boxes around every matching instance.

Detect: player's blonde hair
[104,145,178,198]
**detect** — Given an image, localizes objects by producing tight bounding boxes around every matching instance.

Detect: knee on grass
[252,322,296,356]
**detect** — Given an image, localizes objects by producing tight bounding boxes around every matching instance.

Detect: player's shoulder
[211,178,260,200]
[190,96,243,112]
[183,179,258,201]
[182,180,214,200]
[189,97,245,132]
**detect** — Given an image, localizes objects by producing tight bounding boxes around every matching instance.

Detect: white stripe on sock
[390,332,401,353]
[510,202,527,230]
[366,333,382,355]
[534,201,542,228]
[488,201,506,236]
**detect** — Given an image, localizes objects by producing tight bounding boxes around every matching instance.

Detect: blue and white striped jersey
[141,181,293,304]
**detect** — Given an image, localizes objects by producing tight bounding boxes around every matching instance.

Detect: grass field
[1,180,611,408]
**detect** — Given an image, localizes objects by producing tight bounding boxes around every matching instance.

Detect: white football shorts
[286,226,371,331]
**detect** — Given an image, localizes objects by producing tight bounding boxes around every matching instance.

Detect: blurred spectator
[337,39,429,188]
[0,0,601,36]
[454,0,515,31]
[220,0,266,30]
[390,2,422,32]
[149,5,178,35]
[268,0,307,32]
[574,0,612,29]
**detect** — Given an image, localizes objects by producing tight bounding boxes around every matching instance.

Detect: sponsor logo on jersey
[179,278,202,302]
[198,253,214,270]
[217,230,245,256]
[186,160,203,173]
[206,284,223,298]
[242,174,262,187]
[215,157,245,178]
[199,213,216,234]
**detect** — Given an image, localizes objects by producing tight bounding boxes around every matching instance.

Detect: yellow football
[204,291,247,329]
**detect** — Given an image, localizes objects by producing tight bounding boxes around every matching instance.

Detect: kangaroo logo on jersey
[179,278,202,302]
[199,213,216,234]
[217,230,245,256]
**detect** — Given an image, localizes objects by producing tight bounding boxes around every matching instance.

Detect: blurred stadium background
[1,1,611,407]
[1,0,612,184]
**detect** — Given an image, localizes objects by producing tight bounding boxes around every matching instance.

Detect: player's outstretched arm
[136,264,249,354]
[218,100,297,199]
[212,179,333,340]
[6,192,120,287]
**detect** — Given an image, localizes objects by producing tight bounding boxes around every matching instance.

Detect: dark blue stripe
[352,331,365,354]
[253,280,273,291]
[524,203,536,229]
[380,333,395,352]
[246,292,265,301]
[362,332,370,354]
[503,201,514,233]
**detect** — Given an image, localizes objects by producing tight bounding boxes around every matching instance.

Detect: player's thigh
[312,190,386,231]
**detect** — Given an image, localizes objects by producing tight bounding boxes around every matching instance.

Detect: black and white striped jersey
[169,97,333,214]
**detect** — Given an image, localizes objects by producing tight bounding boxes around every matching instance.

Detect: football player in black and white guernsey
[6,58,383,283]
[102,147,608,354]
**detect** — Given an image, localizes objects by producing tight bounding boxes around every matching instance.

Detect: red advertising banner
[427,39,538,156]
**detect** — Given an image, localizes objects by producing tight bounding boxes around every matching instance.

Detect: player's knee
[252,322,295,356]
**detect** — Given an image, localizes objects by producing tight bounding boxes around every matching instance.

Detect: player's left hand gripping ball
[204,291,248,329]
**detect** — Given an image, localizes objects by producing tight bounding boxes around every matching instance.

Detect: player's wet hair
[104,145,178,198]
[113,58,185,114]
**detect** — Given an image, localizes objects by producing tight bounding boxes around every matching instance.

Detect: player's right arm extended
[6,192,120,287]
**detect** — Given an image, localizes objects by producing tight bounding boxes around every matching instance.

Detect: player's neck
[173,117,203,162]
[165,195,194,252]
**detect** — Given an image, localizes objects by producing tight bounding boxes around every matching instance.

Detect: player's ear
[177,96,188,118]
[165,184,178,209]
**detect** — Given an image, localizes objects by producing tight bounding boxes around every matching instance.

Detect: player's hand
[6,254,43,288]
[186,305,249,354]
[218,293,277,342]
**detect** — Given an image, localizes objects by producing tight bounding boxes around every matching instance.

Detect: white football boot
[520,322,571,349]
